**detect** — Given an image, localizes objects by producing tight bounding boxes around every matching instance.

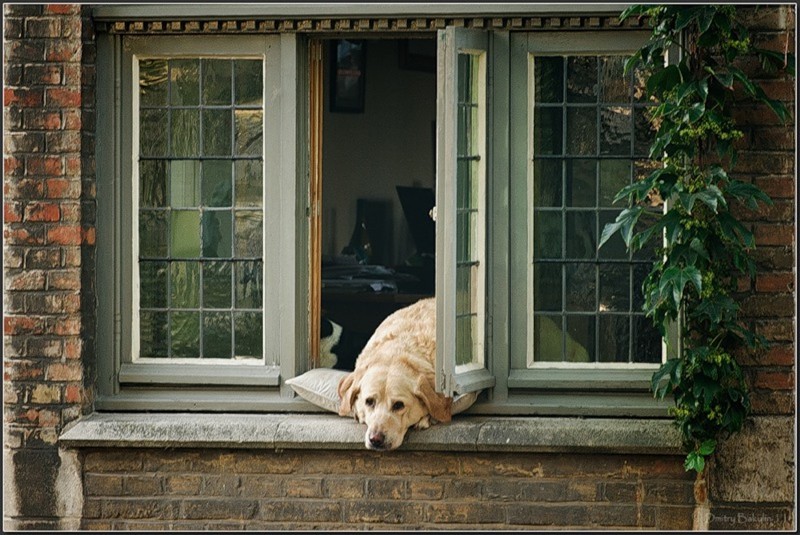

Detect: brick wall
[705,6,796,530]
[2,3,795,531]
[79,449,695,530]
[3,3,95,530]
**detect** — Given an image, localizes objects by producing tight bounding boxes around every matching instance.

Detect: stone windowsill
[59,413,682,455]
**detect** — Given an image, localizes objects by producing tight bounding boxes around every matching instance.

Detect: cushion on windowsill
[285,367,479,416]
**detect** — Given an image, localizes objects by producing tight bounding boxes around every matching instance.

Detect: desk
[321,291,433,334]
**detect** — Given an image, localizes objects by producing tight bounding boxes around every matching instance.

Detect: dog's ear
[337,368,364,417]
[415,375,452,423]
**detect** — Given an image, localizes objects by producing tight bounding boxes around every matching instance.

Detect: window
[96,22,669,415]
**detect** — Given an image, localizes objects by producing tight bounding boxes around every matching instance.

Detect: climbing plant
[599,5,795,473]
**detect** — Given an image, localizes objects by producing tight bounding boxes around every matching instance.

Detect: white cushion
[286,367,479,416]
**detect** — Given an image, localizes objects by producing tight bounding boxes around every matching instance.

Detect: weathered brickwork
[78,449,696,530]
[2,3,795,531]
[3,3,95,530]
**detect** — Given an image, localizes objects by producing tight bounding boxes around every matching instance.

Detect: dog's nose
[369,432,386,449]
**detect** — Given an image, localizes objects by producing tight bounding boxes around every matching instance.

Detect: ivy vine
[600,5,795,473]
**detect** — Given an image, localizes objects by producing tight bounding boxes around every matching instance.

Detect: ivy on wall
[600,5,795,472]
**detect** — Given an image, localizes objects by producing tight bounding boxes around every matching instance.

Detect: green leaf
[697,6,717,34]
[698,439,716,456]
[693,295,739,324]
[647,64,682,96]
[718,212,755,248]
[726,180,773,210]
[685,451,706,473]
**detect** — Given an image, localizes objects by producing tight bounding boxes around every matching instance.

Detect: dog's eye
[391,401,405,412]
[365,397,375,407]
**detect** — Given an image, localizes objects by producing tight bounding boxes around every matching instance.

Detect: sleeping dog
[320,316,370,371]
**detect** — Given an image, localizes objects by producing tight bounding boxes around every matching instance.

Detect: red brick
[44,40,81,62]
[43,4,80,15]
[45,131,81,153]
[47,270,81,290]
[45,178,80,199]
[754,177,794,199]
[46,361,82,381]
[24,17,62,38]
[4,361,45,382]
[750,390,795,415]
[753,370,794,390]
[755,272,793,293]
[53,317,81,336]
[23,109,62,130]
[45,87,81,107]
[46,225,81,245]
[5,202,23,223]
[64,337,82,359]
[5,270,46,291]
[64,384,82,403]
[754,224,794,246]
[26,155,64,177]
[4,315,47,336]
[5,156,24,177]
[4,87,44,107]
[3,227,45,246]
[23,64,62,85]
[62,109,81,130]
[24,201,60,222]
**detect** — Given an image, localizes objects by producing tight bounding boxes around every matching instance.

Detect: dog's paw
[413,415,432,430]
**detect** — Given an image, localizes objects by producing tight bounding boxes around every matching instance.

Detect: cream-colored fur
[338,297,452,450]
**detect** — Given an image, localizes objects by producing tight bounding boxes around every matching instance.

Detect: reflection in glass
[566,315,594,362]
[599,160,631,206]
[234,311,262,358]
[565,159,596,207]
[599,264,630,312]
[203,312,232,358]
[203,109,232,156]
[600,56,628,102]
[598,314,630,362]
[170,210,201,257]
[170,160,201,207]
[140,110,167,157]
[234,160,263,207]
[140,159,167,207]
[139,59,168,106]
[139,210,168,258]
[202,59,232,105]
[535,56,564,103]
[202,210,232,258]
[533,159,562,207]
[236,260,263,309]
[565,263,595,311]
[202,160,232,207]
[566,56,598,103]
[203,261,232,308]
[600,106,632,155]
[533,315,563,362]
[234,60,263,106]
[566,107,596,156]
[235,110,263,156]
[533,211,562,259]
[170,261,200,308]
[140,261,167,308]
[171,109,200,157]
[565,211,595,259]
[234,211,263,258]
[170,59,199,106]
[170,311,200,358]
[140,311,168,357]
[534,107,563,156]
[534,262,562,312]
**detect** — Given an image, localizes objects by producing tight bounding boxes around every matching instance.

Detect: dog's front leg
[413,415,432,430]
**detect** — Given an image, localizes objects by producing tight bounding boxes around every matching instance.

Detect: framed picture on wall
[330,39,366,113]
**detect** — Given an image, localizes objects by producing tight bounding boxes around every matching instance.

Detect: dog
[337,297,452,450]
[319,315,369,371]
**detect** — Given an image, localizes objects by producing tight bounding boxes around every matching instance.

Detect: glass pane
[633,65,653,103]
[202,210,232,258]
[202,59,232,105]
[170,261,200,308]
[140,159,167,207]
[234,160,263,207]
[566,56,597,103]
[599,263,630,312]
[598,315,630,362]
[203,261,232,308]
[139,311,168,358]
[455,315,476,367]
[234,59,263,106]
[634,106,657,157]
[533,211,562,259]
[170,59,199,106]
[534,56,564,103]
[566,315,594,362]
[138,210,168,258]
[534,107,563,155]
[234,211,263,258]
[633,315,661,363]
[533,158,562,207]
[598,210,628,260]
[534,262,562,312]
[533,315,563,362]
[565,159,596,207]
[203,311,232,358]
[139,59,168,107]
[170,210,201,257]
[600,106,632,156]
[202,160,232,207]
[632,263,650,311]
[456,265,474,316]
[456,212,475,263]
[235,260,262,309]
[202,109,232,156]
[139,261,167,308]
[234,311,262,358]
[170,311,200,358]
[599,56,629,103]
[566,107,596,156]
[599,160,631,207]
[140,109,167,157]
[234,110,263,156]
[565,263,595,312]
[565,211,595,259]
[170,109,200,157]
[170,160,200,207]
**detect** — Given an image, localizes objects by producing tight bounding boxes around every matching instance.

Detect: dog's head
[337,360,452,451]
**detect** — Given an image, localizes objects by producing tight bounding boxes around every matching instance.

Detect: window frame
[96,32,311,410]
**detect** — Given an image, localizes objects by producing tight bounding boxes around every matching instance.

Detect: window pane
[565,211,595,259]
[534,262,562,311]
[202,210,232,258]
[566,315,594,362]
[170,59,199,106]
[201,160,232,208]
[633,315,662,363]
[140,110,167,157]
[236,260,263,309]
[202,59,232,105]
[170,261,200,308]
[139,59,168,106]
[170,210,201,257]
[235,110,263,156]
[533,211,562,259]
[140,159,167,207]
[202,109,232,156]
[140,311,168,357]
[234,211,263,258]
[566,107,596,156]
[599,56,629,103]
[140,261,167,308]
[139,210,168,258]
[534,57,564,103]
[170,311,200,357]
[599,160,630,207]
[234,311,262,358]
[634,106,657,157]
[598,210,627,260]
[565,263,595,312]
[171,109,200,157]
[534,107,563,155]
[565,159,596,207]
[566,56,597,103]
[234,160,263,207]
[598,314,630,362]
[533,315,563,362]
[600,106,632,155]
[533,159,562,207]
[203,312,232,358]
[598,263,630,312]
[203,261,232,308]
[170,160,201,207]
[234,60,263,106]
